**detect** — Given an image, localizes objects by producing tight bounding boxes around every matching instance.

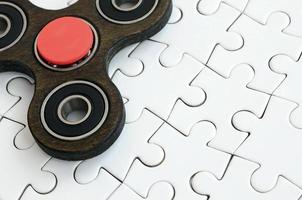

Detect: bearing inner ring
[0,14,11,38]
[112,0,143,12]
[97,0,158,24]
[34,18,99,72]
[41,80,109,141]
[58,95,92,125]
[0,2,27,51]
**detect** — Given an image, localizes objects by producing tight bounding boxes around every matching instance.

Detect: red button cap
[37,17,94,66]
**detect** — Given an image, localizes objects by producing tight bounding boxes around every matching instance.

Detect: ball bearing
[0,2,26,51]
[41,80,109,141]
[97,0,158,24]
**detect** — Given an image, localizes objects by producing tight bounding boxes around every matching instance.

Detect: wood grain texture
[0,0,172,160]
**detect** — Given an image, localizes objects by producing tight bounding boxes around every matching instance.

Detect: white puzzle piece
[108,43,143,78]
[75,109,165,184]
[192,156,302,200]
[124,121,231,200]
[4,77,35,150]
[244,0,302,37]
[0,118,55,200]
[112,40,205,123]
[21,159,120,200]
[207,12,302,94]
[232,96,302,192]
[270,54,302,129]
[28,0,78,10]
[168,64,270,153]
[109,182,174,200]
[0,72,32,118]
[152,1,243,66]
[198,0,248,15]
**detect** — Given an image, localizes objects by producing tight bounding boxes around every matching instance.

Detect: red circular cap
[37,17,94,66]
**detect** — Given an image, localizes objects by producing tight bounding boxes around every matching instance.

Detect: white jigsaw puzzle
[207,12,302,94]
[112,40,205,123]
[2,0,302,199]
[192,156,302,200]
[124,121,231,200]
[233,96,302,192]
[152,0,243,66]
[168,64,270,153]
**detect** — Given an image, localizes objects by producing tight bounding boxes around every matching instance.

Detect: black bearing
[41,81,109,141]
[0,2,26,51]
[97,0,158,24]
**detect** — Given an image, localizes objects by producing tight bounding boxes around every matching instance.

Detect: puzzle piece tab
[124,121,231,200]
[208,12,302,94]
[75,109,165,184]
[152,1,242,66]
[21,158,120,200]
[108,43,143,78]
[0,118,55,200]
[198,0,248,15]
[233,96,302,192]
[112,40,205,123]
[192,157,302,200]
[270,54,302,129]
[244,0,302,37]
[168,64,270,153]
[4,77,35,150]
[0,72,32,118]
[109,182,174,200]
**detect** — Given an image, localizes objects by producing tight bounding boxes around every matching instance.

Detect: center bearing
[41,80,109,141]
[0,2,26,51]
[35,16,98,71]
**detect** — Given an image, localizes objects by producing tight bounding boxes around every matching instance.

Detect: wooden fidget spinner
[0,0,172,160]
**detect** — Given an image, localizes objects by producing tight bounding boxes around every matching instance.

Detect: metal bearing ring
[97,0,159,24]
[0,2,26,51]
[41,80,109,141]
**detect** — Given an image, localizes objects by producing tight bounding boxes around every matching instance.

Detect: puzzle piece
[124,121,231,200]
[108,43,143,78]
[109,182,174,200]
[28,0,78,10]
[112,40,205,123]
[244,0,302,37]
[208,12,302,94]
[192,156,302,199]
[152,1,242,66]
[0,118,55,200]
[270,54,302,129]
[4,77,35,150]
[168,64,270,153]
[75,109,165,184]
[233,96,302,192]
[198,0,248,15]
[0,72,31,118]
[21,158,120,200]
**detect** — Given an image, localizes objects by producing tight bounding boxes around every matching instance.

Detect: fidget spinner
[0,0,172,160]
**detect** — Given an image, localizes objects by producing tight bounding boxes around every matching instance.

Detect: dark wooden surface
[0,0,172,160]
